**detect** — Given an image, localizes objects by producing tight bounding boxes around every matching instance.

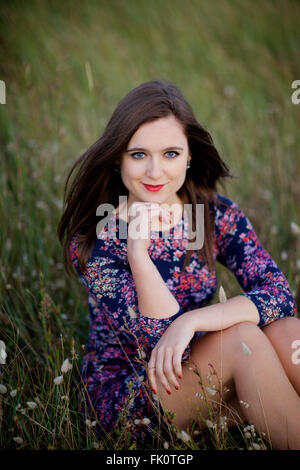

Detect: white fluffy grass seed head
[54,375,64,385]
[26,401,37,409]
[218,285,227,304]
[0,340,7,364]
[0,384,7,394]
[13,437,24,445]
[291,221,300,235]
[128,306,137,319]
[176,430,191,442]
[61,358,73,374]
[241,342,252,356]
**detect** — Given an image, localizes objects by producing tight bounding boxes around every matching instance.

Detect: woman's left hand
[147,317,196,394]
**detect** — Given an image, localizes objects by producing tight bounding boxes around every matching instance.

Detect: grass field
[0,0,299,450]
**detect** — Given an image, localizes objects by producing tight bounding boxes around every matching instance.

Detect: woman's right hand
[147,315,196,394]
[127,202,171,258]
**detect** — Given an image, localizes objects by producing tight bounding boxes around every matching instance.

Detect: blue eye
[131,152,145,159]
[165,151,179,158]
[130,151,179,160]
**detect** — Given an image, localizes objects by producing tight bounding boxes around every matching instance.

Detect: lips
[142,183,165,192]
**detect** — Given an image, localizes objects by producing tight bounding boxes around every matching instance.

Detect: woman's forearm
[128,247,260,327]
[184,295,260,333]
[128,251,180,319]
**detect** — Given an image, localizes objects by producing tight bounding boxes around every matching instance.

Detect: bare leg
[262,316,300,396]
[229,322,300,449]
[153,321,300,449]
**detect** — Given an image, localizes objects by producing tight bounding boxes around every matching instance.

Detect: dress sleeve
[215,196,297,327]
[68,235,189,361]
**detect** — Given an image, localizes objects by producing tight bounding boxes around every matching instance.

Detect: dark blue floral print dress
[69,193,297,447]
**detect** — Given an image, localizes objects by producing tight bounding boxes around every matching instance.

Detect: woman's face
[119,114,191,210]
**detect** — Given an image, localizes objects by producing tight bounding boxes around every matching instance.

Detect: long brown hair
[57,79,235,277]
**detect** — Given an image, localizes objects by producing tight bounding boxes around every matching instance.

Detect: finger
[158,207,171,223]
[147,367,157,394]
[160,206,173,224]
[148,353,158,393]
[132,202,158,207]
[156,348,172,394]
[172,349,183,380]
[163,349,180,390]
[148,206,170,224]
[129,202,158,218]
[140,205,170,229]
[146,207,161,227]
[141,203,168,220]
[143,202,160,213]
[145,205,160,216]
[131,206,158,231]
[147,207,164,223]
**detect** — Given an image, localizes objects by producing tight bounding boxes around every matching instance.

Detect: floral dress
[68,193,297,447]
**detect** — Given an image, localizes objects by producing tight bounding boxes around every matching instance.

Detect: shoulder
[69,233,81,271]
[213,193,240,212]
[211,193,252,241]
[193,192,244,234]
[212,193,245,220]
[195,192,239,215]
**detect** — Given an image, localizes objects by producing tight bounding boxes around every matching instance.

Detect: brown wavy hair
[57,79,235,277]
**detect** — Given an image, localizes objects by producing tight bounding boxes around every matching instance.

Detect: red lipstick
[143,183,165,192]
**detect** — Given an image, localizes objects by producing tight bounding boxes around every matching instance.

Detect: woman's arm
[129,238,261,329]
[126,201,181,318]
[183,294,260,333]
[128,251,261,348]
[214,195,297,328]
[128,250,180,319]
[68,233,188,362]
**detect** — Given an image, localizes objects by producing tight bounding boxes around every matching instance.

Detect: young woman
[58,80,300,449]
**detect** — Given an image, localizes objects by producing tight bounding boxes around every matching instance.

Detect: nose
[146,157,164,181]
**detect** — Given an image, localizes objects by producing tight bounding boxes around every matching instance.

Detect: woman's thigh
[261,316,300,394]
[151,322,256,430]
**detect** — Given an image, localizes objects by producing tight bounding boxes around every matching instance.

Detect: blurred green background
[0,0,299,450]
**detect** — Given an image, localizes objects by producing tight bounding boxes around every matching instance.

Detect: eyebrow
[126,146,184,153]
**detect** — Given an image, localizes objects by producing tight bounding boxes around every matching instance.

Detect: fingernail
[175,385,179,390]
[178,375,182,379]
[167,390,172,395]
[152,388,157,394]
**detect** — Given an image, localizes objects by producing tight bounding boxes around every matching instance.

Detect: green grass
[0,0,299,450]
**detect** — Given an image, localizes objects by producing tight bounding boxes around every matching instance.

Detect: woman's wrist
[183,306,217,333]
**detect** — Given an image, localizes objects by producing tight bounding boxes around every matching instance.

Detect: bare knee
[191,322,264,365]
[262,316,300,343]
[189,322,268,388]
[190,322,263,388]
[221,321,268,356]
[227,320,260,334]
